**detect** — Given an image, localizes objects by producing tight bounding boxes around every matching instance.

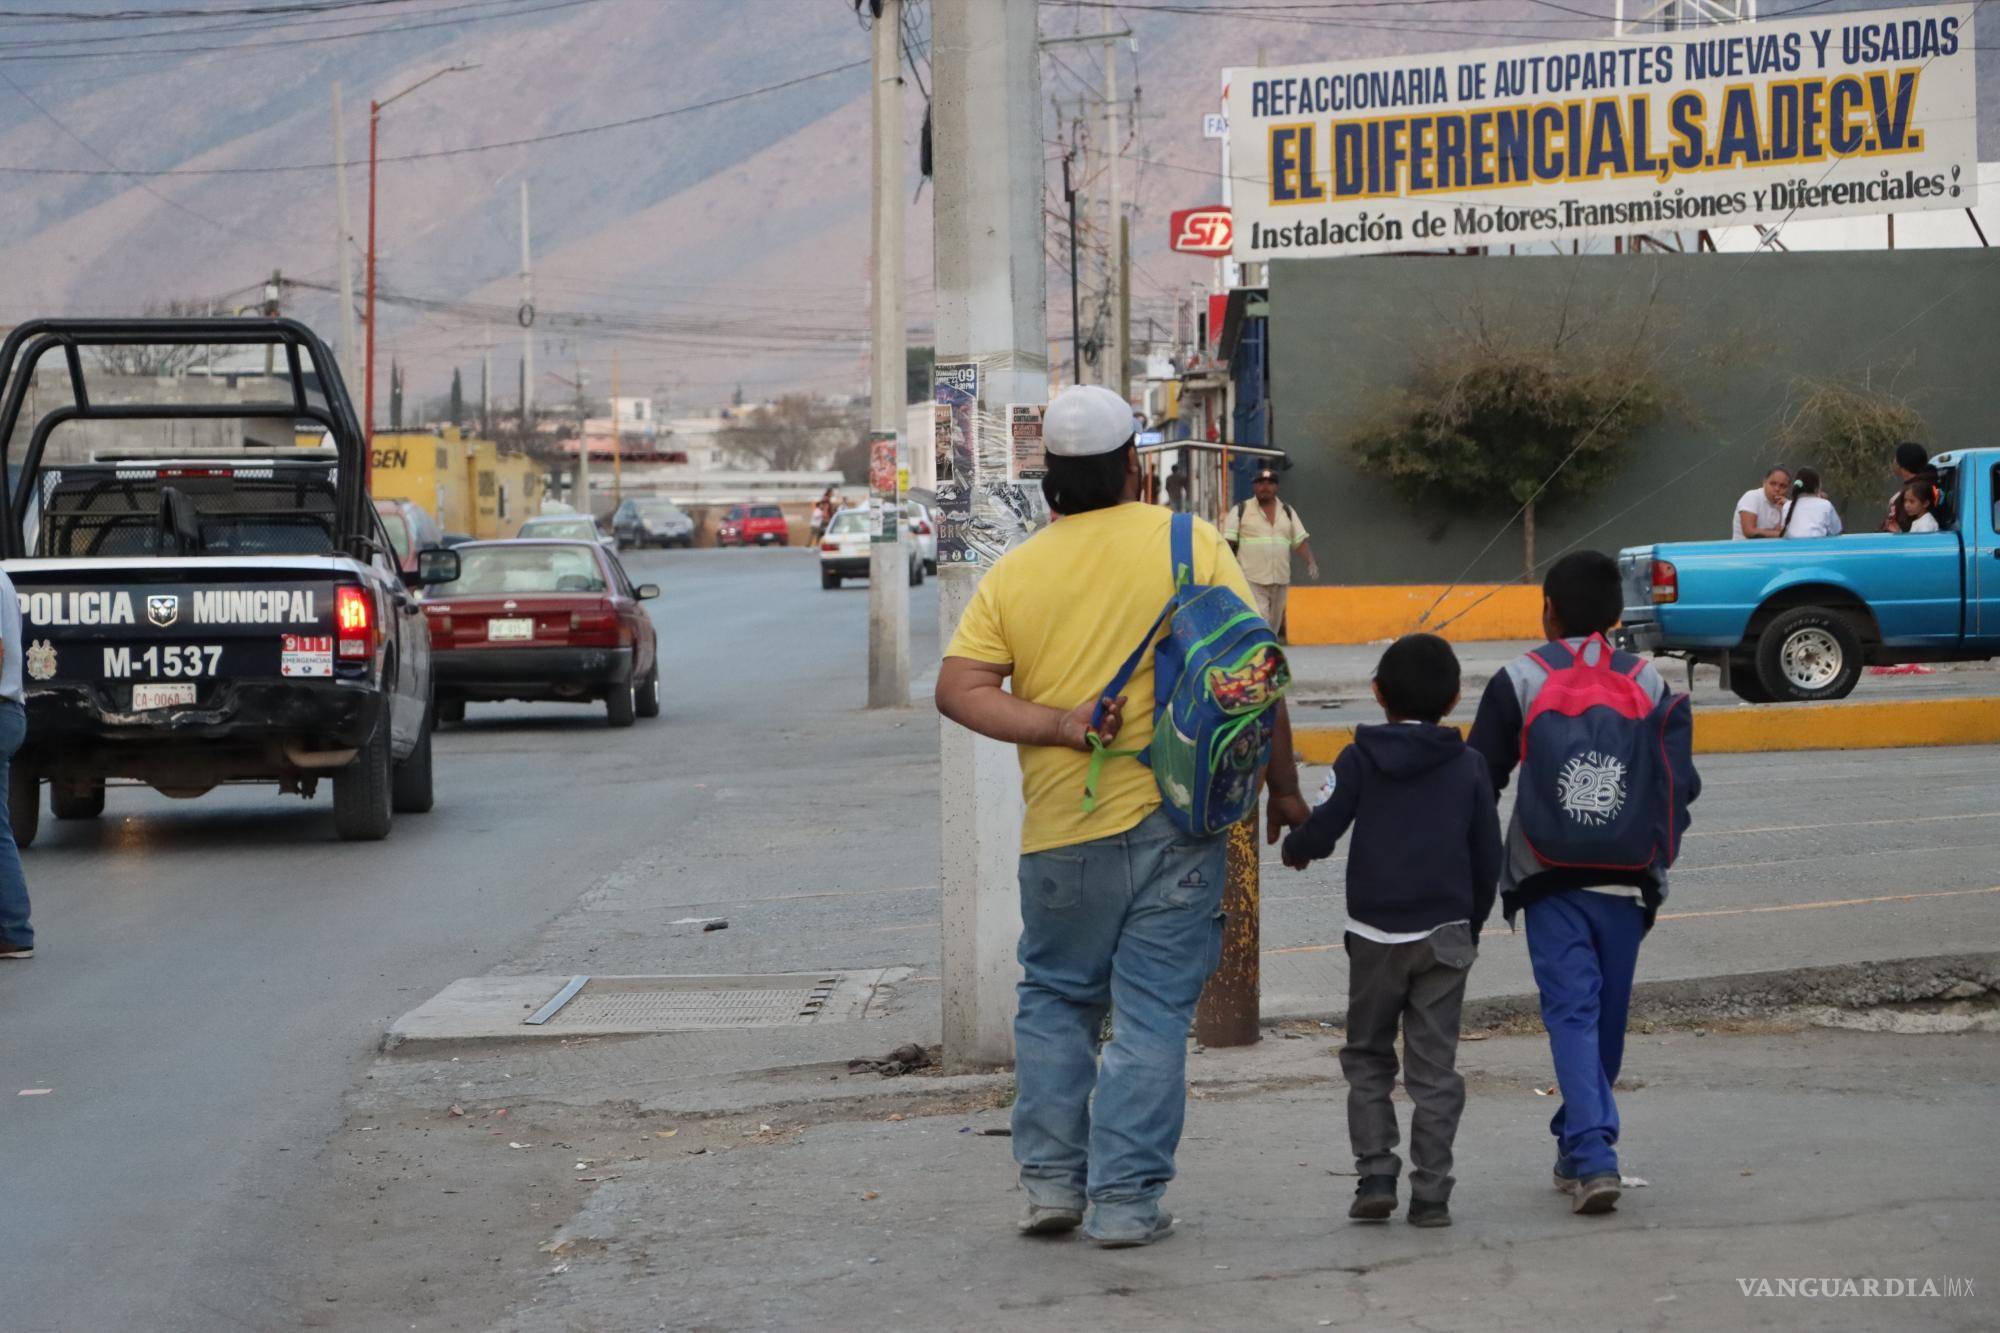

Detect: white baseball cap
[1043,384,1134,458]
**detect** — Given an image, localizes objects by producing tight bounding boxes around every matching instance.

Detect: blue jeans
[1012,807,1226,1240]
[0,701,29,949]
[1524,890,1646,1180]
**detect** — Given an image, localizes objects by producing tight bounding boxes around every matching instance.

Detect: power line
[0,58,869,176]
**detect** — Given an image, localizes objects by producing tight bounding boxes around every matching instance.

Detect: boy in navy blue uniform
[1467,551,1699,1217]
[1282,634,1501,1228]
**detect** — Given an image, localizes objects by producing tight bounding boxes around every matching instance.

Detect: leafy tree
[1347,320,1668,580]
[389,361,404,431]
[1772,373,1925,525]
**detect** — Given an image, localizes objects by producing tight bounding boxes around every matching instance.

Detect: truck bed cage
[0,318,365,560]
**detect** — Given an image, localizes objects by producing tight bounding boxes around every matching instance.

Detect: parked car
[1617,448,1999,703]
[612,496,694,548]
[424,539,661,726]
[373,497,447,574]
[717,503,790,547]
[517,512,617,554]
[901,500,938,573]
[819,507,924,590]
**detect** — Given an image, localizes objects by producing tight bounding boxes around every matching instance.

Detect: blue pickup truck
[1617,449,2000,703]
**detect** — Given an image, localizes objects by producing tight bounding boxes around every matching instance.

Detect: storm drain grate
[544,978,840,1031]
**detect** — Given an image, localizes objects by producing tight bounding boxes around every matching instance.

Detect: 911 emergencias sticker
[280,634,335,678]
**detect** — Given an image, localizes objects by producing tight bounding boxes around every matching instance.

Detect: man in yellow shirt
[936,384,1308,1248]
[1222,467,1319,638]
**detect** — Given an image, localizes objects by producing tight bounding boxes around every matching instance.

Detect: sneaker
[1552,1168,1580,1195]
[1406,1198,1451,1228]
[1087,1214,1176,1249]
[1573,1173,1622,1215]
[0,939,32,960]
[1348,1174,1398,1221]
[1017,1203,1083,1236]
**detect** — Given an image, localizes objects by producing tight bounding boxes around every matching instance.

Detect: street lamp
[365,61,477,478]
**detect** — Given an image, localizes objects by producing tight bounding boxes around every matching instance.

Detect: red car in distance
[372,497,446,574]
[716,503,790,547]
[423,539,661,727]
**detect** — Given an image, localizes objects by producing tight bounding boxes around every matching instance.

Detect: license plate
[132,683,198,711]
[487,617,534,641]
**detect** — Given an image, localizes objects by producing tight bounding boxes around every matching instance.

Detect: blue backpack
[1081,511,1291,837]
[1516,635,1696,875]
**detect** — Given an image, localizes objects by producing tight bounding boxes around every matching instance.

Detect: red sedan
[422,540,661,726]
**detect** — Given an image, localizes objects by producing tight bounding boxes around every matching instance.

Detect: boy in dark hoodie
[1281,634,1502,1229]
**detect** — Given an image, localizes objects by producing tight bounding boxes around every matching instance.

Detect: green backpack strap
[1080,513,1193,815]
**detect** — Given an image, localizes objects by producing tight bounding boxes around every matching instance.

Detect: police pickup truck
[0,318,457,843]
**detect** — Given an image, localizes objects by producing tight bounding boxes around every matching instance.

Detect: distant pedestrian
[1281,633,1501,1229]
[0,566,32,960]
[1781,468,1842,539]
[1164,461,1188,513]
[1223,468,1318,636]
[1467,552,1700,1218]
[1732,466,1790,539]
[935,384,1309,1248]
[810,487,837,539]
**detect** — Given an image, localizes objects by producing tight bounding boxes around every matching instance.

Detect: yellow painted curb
[1287,584,1541,645]
[1294,695,2000,765]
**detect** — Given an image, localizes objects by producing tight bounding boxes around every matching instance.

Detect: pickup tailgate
[11,558,356,712]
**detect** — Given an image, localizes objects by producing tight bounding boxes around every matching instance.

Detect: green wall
[1269,249,1997,584]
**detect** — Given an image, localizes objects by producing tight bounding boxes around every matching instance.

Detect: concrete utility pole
[572,349,591,517]
[331,82,359,387]
[935,0,1047,1069]
[1101,6,1123,401]
[520,181,535,435]
[868,0,911,709]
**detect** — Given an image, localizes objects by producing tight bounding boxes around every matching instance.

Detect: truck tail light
[1650,560,1679,604]
[336,585,376,659]
[821,541,838,552]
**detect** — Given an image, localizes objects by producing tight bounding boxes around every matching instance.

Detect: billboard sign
[1226,4,1978,260]
[1169,206,1235,257]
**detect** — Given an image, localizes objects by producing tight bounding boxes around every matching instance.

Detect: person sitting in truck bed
[1732,466,1791,540]
[1895,482,1941,534]
[1882,442,1945,532]
[1781,469,1842,539]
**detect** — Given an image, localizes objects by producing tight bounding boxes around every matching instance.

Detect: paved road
[4,550,1995,1329]
[0,548,938,1333]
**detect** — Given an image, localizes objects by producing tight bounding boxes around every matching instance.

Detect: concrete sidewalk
[1285,638,2000,716]
[485,1025,2000,1331]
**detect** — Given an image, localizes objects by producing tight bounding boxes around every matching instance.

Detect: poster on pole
[867,429,899,542]
[933,362,978,565]
[1226,4,1978,260]
[1006,404,1047,482]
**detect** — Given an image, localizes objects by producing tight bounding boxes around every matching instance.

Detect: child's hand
[1281,845,1311,872]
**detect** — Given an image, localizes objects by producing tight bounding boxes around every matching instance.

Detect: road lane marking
[1260,886,2000,956]
[665,885,935,909]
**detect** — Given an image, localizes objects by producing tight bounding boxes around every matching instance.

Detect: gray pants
[1339,923,1475,1202]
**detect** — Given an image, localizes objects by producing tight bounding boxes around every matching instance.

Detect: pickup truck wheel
[50,778,105,821]
[333,721,394,841]
[1755,607,1863,703]
[391,717,435,814]
[606,681,637,728]
[821,570,841,590]
[8,767,39,850]
[1727,661,1777,704]
[635,664,661,719]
